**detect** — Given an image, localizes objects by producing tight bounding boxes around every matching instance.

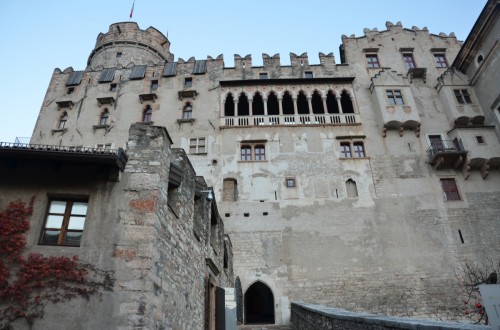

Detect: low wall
[290,302,491,330]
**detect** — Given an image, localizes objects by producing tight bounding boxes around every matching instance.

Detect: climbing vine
[0,198,113,328]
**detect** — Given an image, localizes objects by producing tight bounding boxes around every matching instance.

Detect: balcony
[427,140,467,170]
[220,113,360,128]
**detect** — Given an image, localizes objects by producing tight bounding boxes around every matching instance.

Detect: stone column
[248,98,253,116]
[336,95,343,114]
[278,97,283,115]
[263,97,268,116]
[293,97,298,115]
[234,100,238,117]
[322,96,328,114]
[307,97,313,114]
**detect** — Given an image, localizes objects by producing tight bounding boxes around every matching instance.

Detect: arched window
[297,91,309,114]
[252,92,264,116]
[244,281,275,325]
[340,90,354,113]
[326,90,339,113]
[346,179,358,198]
[225,93,235,116]
[282,91,294,115]
[311,90,324,114]
[267,92,279,115]
[99,109,110,125]
[142,105,152,122]
[58,112,68,129]
[238,93,249,116]
[183,103,193,119]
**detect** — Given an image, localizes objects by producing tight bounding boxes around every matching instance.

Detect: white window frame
[189,137,206,154]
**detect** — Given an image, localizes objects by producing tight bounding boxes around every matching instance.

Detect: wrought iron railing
[427,139,466,162]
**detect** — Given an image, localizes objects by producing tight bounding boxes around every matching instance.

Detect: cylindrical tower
[87,22,172,69]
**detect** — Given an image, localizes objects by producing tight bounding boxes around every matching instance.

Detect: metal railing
[427,139,465,162]
[221,113,359,127]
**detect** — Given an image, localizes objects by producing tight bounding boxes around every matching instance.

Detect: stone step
[238,325,291,330]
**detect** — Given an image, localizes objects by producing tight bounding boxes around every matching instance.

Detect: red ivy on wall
[0,199,113,327]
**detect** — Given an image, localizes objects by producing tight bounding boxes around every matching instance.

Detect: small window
[96,143,112,150]
[182,103,193,119]
[386,90,404,105]
[476,136,484,144]
[477,54,484,64]
[353,142,365,157]
[402,53,415,69]
[189,137,206,154]
[441,178,460,201]
[184,77,193,88]
[241,145,252,161]
[151,80,159,90]
[259,72,268,79]
[99,109,110,125]
[67,87,75,95]
[286,178,296,188]
[58,112,68,129]
[454,89,472,104]
[110,84,117,92]
[142,105,153,122]
[434,54,448,68]
[40,199,88,246]
[116,52,122,58]
[340,142,351,158]
[304,71,313,78]
[366,54,380,68]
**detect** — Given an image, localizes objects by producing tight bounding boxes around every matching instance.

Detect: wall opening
[346,179,358,198]
[326,90,339,113]
[222,178,238,202]
[311,90,324,114]
[244,281,275,325]
[225,93,235,116]
[340,90,354,113]
[267,92,279,115]
[297,91,309,114]
[238,93,249,116]
[253,92,265,116]
[282,91,294,115]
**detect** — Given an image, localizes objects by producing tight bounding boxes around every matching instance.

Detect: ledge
[96,96,115,106]
[139,93,157,103]
[178,90,197,100]
[56,100,74,110]
[220,76,355,87]
[177,118,195,124]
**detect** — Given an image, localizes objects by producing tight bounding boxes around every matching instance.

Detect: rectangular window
[441,178,460,201]
[184,77,193,87]
[340,142,351,158]
[116,52,122,58]
[151,80,159,90]
[434,54,448,68]
[259,72,268,79]
[366,54,380,68]
[286,178,296,188]
[454,89,472,104]
[403,53,415,69]
[476,136,484,144]
[189,137,206,154]
[353,142,365,157]
[110,83,117,92]
[40,199,88,246]
[386,90,404,105]
[240,143,266,161]
[304,71,313,78]
[67,87,75,95]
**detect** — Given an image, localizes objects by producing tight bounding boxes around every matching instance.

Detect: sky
[0,0,486,143]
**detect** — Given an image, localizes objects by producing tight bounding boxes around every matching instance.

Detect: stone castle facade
[1,1,499,328]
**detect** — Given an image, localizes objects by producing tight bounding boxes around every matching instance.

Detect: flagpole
[129,0,135,20]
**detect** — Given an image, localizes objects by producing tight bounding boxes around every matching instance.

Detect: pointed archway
[244,281,275,324]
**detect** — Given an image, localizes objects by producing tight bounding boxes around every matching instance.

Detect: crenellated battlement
[341,21,458,40]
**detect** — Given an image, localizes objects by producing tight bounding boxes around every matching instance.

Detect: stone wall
[290,302,490,330]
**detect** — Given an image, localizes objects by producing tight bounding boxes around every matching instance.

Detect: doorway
[244,281,275,324]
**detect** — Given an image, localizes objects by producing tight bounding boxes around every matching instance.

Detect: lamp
[200,190,213,201]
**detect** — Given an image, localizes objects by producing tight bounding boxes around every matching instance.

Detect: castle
[0,1,499,328]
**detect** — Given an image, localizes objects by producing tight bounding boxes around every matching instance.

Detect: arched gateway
[244,281,275,324]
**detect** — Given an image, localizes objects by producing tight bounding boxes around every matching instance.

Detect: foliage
[0,199,113,329]
[457,258,499,325]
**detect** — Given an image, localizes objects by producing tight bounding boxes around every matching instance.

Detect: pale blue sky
[0,0,486,142]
